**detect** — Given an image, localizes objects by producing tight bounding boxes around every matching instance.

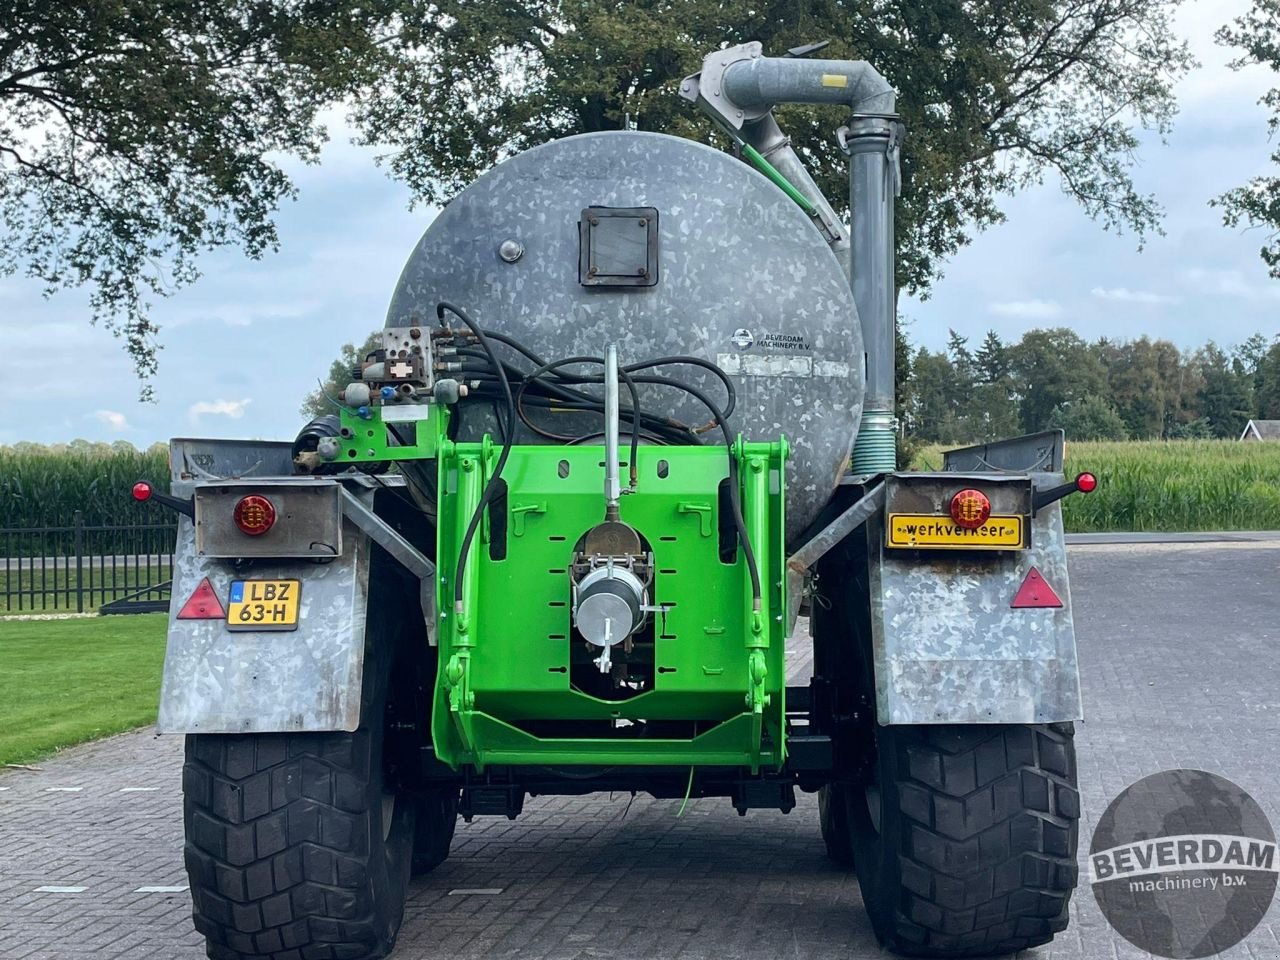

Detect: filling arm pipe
[682,41,901,474]
[721,55,897,116]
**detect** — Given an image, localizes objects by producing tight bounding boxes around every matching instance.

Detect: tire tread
[184,732,392,960]
[875,723,1079,957]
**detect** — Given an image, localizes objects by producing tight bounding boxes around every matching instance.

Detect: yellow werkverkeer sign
[886,514,1025,550]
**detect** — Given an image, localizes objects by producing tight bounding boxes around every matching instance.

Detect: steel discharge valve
[573,565,646,674]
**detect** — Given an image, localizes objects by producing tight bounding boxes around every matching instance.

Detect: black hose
[628,374,761,608]
[512,356,642,484]
[437,301,515,609]
[447,320,759,608]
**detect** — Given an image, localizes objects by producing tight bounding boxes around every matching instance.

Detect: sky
[2,0,1279,448]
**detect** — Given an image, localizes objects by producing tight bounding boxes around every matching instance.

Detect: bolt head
[498,239,524,263]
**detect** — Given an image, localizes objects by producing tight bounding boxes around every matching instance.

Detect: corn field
[915,440,1280,532]
[0,443,170,529]
[4,439,1279,536]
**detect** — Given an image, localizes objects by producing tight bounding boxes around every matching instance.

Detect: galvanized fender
[155,439,378,734]
[869,480,1083,725]
[157,514,371,733]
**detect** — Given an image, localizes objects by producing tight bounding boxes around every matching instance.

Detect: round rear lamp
[1076,472,1098,493]
[233,495,276,536]
[132,481,153,502]
[949,488,992,530]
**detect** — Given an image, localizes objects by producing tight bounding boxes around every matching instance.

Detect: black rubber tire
[182,620,416,960]
[818,783,856,867]
[411,790,459,875]
[847,722,1079,957]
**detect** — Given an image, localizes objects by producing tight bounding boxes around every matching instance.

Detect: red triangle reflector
[1011,567,1063,609]
[178,577,226,620]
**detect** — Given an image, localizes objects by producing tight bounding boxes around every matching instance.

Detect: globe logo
[1091,769,1278,958]
[730,328,754,350]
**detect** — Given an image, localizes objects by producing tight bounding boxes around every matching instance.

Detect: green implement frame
[433,436,788,773]
[330,404,790,774]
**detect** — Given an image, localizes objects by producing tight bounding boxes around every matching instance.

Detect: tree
[974,330,1010,385]
[1008,328,1107,433]
[1195,343,1253,438]
[1254,340,1280,418]
[1,2,400,396]
[302,331,382,418]
[1048,395,1129,441]
[358,0,1192,297]
[1217,1,1280,276]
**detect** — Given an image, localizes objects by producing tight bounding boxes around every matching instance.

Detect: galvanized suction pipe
[720,56,897,115]
[604,343,621,521]
[844,117,901,475]
[738,114,849,277]
[718,52,901,475]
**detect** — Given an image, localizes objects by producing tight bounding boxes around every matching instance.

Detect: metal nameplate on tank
[883,472,1031,551]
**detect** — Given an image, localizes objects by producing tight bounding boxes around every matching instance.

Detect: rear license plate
[226,579,301,630]
[886,514,1025,550]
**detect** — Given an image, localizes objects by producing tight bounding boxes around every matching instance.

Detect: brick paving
[1,543,1278,960]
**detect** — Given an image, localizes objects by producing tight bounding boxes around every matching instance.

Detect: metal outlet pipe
[845,116,901,474]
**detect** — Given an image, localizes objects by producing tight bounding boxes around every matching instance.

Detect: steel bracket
[339,487,438,645]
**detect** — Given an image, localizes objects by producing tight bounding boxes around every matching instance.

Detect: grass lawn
[0,613,168,766]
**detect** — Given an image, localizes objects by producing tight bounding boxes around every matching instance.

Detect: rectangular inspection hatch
[579,206,659,287]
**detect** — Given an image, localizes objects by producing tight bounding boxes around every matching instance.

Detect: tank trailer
[141,41,1093,960]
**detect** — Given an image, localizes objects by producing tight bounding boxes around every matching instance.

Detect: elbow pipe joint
[680,41,896,134]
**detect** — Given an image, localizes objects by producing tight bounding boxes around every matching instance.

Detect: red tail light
[233,495,276,536]
[1076,472,1097,493]
[949,488,991,529]
[132,481,153,502]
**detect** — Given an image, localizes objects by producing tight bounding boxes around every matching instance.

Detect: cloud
[189,398,252,422]
[1091,286,1180,305]
[93,410,131,432]
[988,299,1064,320]
[1184,267,1280,300]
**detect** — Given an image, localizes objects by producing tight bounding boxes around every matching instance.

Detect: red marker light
[233,495,276,536]
[1076,472,1098,494]
[949,488,992,530]
[132,481,152,502]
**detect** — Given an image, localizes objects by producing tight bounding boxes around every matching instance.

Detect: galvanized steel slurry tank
[386,131,863,540]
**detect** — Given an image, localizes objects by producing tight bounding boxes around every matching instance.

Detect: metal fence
[0,513,177,614]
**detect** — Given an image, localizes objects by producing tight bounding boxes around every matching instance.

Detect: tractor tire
[411,790,459,875]
[846,722,1079,957]
[818,783,856,867]
[183,727,415,960]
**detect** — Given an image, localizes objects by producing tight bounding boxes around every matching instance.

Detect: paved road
[1,543,1278,960]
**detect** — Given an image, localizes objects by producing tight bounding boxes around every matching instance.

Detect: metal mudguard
[157,513,371,734]
[156,439,376,734]
[869,477,1083,725]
